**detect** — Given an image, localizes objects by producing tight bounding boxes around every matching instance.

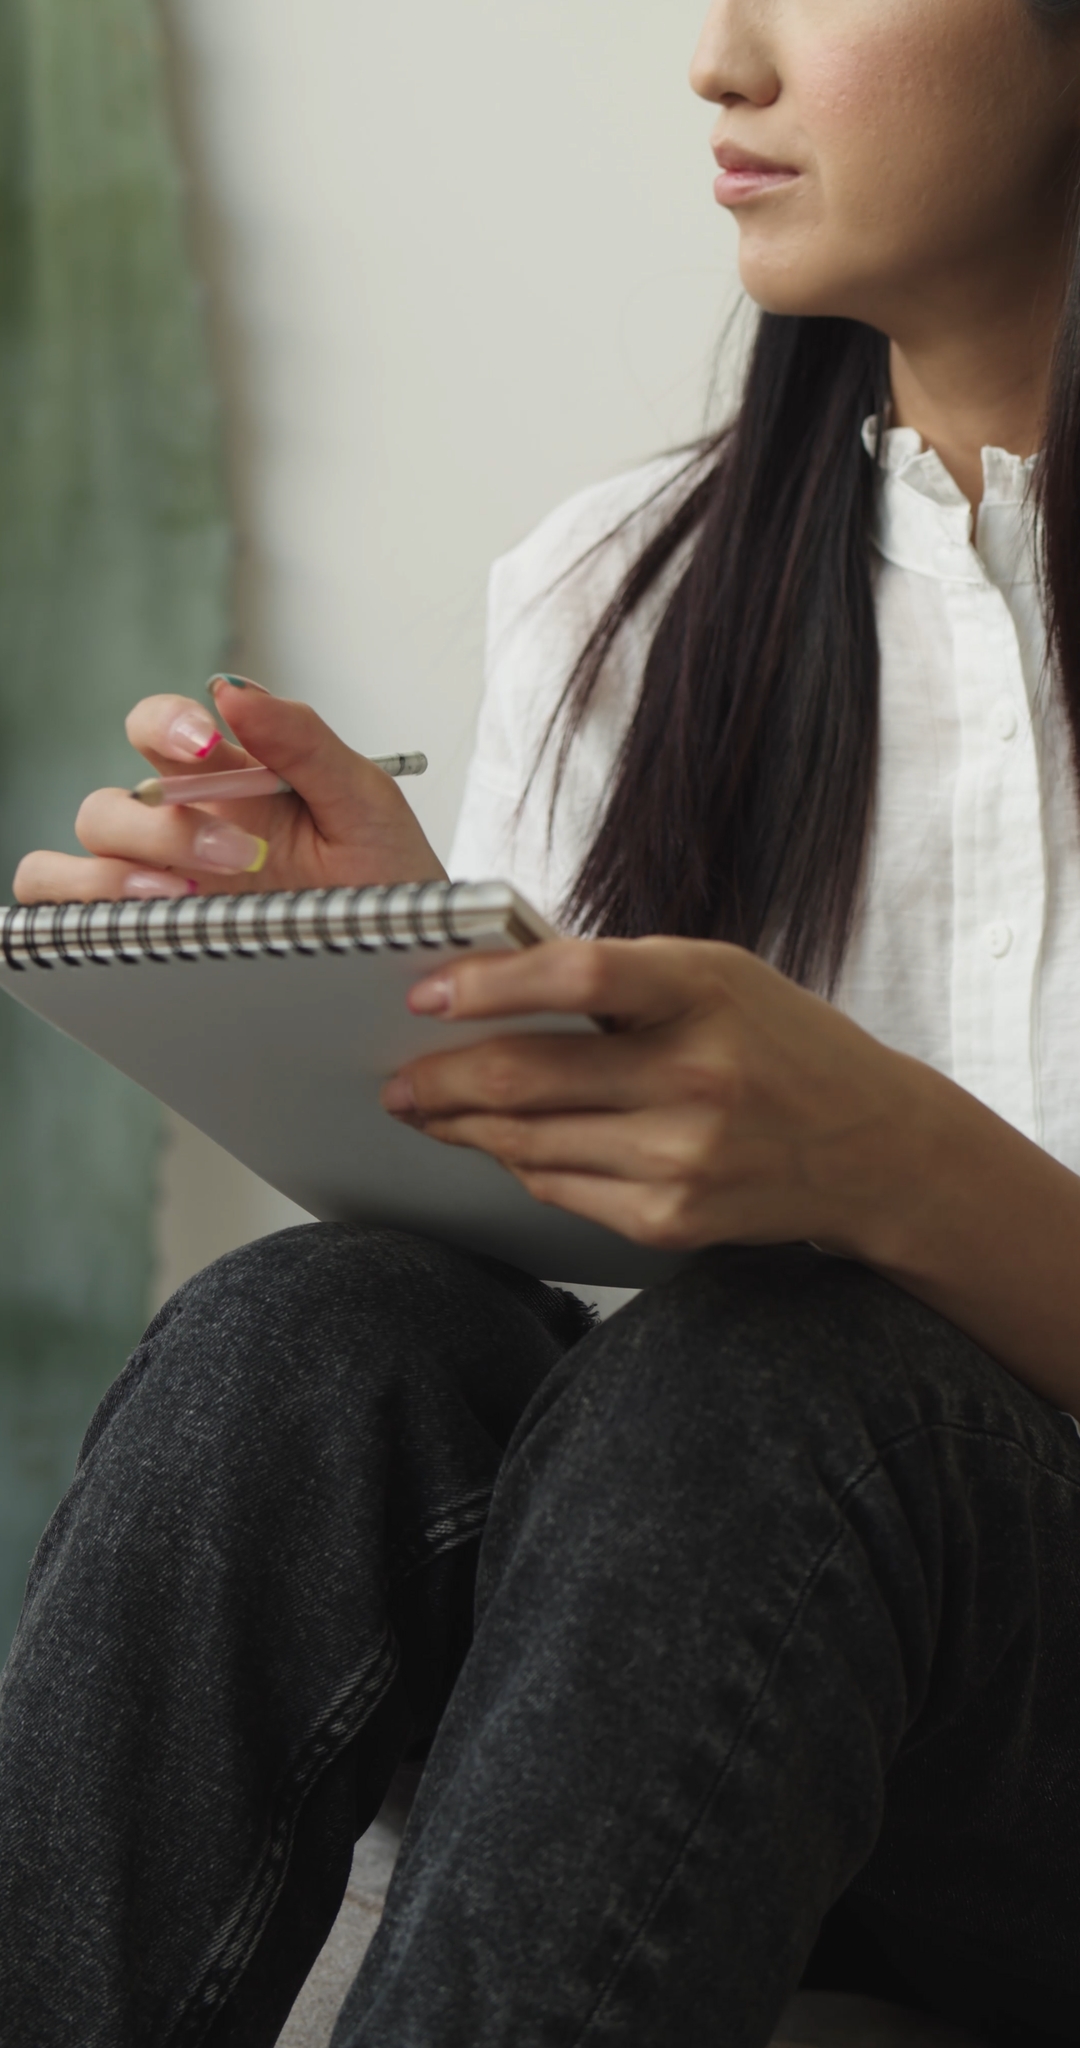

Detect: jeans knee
[158,1221,491,1367]
[163,1220,435,1338]
[77,1225,481,1485]
[518,1244,981,1519]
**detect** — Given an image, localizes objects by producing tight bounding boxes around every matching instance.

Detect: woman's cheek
[795,28,928,185]
[792,0,1015,231]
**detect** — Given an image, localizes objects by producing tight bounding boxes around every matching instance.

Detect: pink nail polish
[192,821,266,873]
[168,710,223,761]
[409,976,453,1015]
[383,1075,417,1114]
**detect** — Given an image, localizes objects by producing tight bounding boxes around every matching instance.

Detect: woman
[4,1,1080,2042]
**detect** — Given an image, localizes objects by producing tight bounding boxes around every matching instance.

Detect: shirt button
[995,700,1019,742]
[987,922,1013,959]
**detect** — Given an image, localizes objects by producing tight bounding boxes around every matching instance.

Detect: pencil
[131,754,428,807]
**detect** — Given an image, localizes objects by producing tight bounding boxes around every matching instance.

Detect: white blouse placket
[943,521,1047,1147]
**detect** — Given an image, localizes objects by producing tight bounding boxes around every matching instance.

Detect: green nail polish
[205,672,271,697]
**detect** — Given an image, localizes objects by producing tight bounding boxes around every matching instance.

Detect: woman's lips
[712,145,802,207]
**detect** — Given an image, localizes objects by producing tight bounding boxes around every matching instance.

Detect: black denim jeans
[1,1225,1080,2048]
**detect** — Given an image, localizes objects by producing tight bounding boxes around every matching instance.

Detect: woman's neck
[888,271,1064,511]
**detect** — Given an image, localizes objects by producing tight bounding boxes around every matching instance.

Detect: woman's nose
[690,0,781,109]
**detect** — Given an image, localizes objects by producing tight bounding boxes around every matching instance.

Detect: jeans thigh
[846,1407,1080,2040]
[481,1245,1080,2042]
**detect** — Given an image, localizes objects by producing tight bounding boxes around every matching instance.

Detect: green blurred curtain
[0,0,230,1656]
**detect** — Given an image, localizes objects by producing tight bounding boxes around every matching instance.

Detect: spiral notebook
[0,882,679,1286]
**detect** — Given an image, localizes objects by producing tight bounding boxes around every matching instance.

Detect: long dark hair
[543,0,1080,993]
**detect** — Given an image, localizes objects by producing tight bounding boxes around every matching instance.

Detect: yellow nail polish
[245,837,270,875]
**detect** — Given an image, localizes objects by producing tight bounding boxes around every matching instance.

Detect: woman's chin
[737,246,851,323]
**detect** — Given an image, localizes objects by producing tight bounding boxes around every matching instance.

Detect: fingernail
[168,709,222,760]
[206,672,272,698]
[382,1075,416,1115]
[192,822,269,874]
[122,871,198,899]
[408,975,454,1015]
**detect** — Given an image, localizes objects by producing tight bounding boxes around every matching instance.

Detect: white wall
[152,0,744,1308]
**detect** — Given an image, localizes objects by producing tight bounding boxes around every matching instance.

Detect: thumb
[208,676,400,843]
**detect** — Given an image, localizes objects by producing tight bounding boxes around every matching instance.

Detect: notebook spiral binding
[0,882,509,973]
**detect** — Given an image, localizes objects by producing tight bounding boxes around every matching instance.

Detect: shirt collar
[861,416,1039,589]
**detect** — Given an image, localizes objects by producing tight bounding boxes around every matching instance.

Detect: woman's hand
[378,931,1080,1416]
[13,678,446,902]
[381,935,941,1261]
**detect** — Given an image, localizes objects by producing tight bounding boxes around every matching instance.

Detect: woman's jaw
[691,0,1080,340]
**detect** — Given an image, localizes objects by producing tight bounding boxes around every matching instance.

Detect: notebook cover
[0,885,683,1287]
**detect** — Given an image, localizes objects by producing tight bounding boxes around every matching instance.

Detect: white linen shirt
[449,427,1080,1177]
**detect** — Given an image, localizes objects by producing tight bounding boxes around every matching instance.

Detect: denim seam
[573,1412,1080,2046]
[833,1414,1080,1505]
[165,1631,400,2048]
[388,1484,494,1583]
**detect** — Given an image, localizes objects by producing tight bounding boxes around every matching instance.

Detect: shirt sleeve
[447,453,702,912]
[446,552,532,885]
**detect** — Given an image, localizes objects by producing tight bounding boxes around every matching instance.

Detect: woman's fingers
[412,1106,743,1252]
[12,850,197,904]
[17,678,445,903]
[493,1167,712,1253]
[412,1103,731,1186]
[407,935,748,1032]
[74,787,273,876]
[203,679,413,842]
[204,678,445,884]
[13,779,281,903]
[409,1102,787,1252]
[385,1025,708,1119]
[124,695,252,776]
